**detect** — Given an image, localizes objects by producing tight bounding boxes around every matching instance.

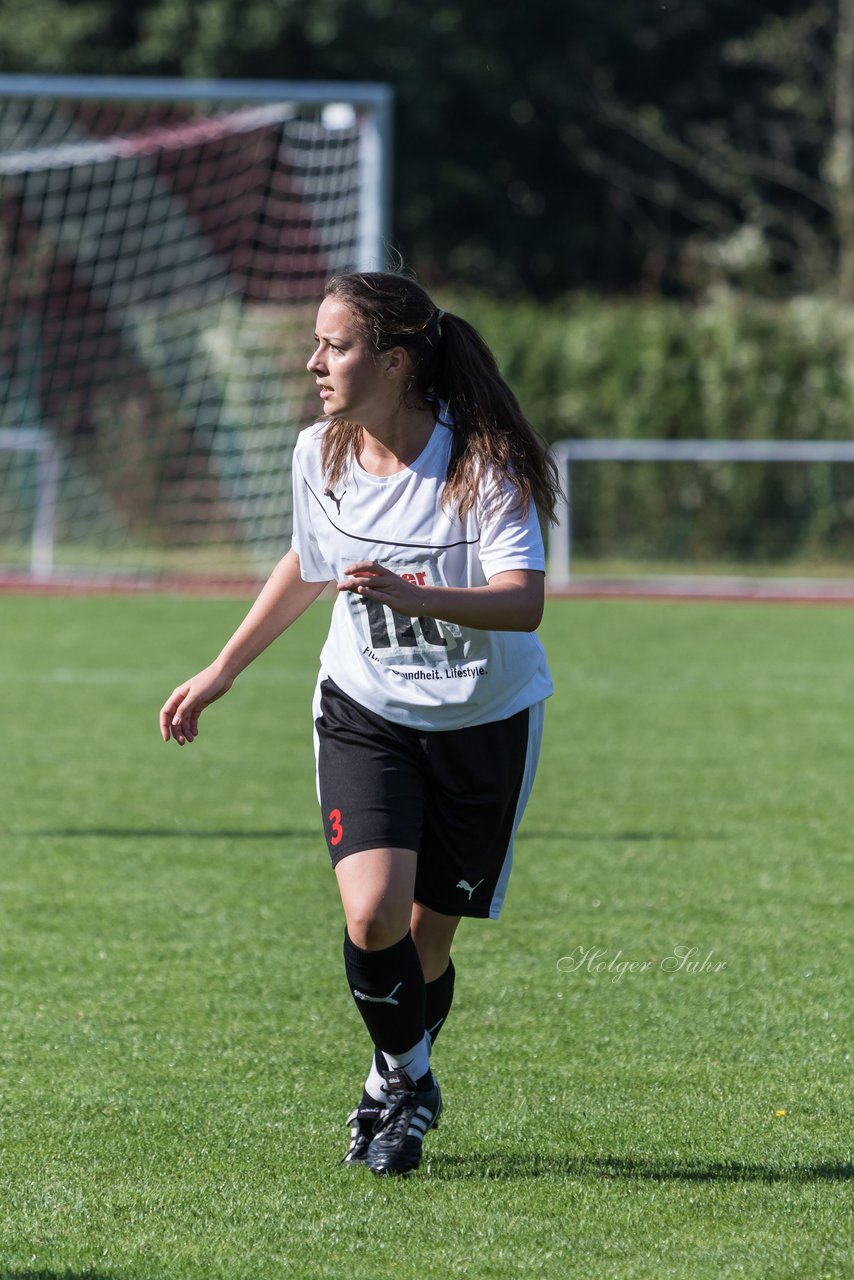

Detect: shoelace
[373,1091,418,1140]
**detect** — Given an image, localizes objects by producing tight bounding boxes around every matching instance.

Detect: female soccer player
[160,270,561,1176]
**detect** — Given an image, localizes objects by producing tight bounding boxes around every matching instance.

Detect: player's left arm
[337,563,544,632]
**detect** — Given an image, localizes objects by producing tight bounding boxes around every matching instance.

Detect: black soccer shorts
[313,677,543,919]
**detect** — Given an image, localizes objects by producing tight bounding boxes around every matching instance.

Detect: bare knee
[346,902,411,951]
[336,847,417,951]
[411,904,460,982]
[412,938,450,983]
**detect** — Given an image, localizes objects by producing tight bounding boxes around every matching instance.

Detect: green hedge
[441,290,854,565]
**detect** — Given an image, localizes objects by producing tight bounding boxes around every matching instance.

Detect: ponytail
[431,310,561,523]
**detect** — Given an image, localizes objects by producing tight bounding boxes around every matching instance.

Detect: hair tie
[436,308,445,336]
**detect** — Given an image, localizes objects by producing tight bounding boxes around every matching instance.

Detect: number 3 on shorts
[328,807,344,847]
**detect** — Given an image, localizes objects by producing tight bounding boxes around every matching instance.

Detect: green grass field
[1,593,851,1279]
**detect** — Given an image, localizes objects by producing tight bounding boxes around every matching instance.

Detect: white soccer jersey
[291,417,553,730]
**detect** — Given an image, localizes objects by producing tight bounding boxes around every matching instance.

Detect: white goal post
[0,74,393,583]
[547,438,854,589]
[0,426,61,579]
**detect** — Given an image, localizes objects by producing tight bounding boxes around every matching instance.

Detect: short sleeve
[476,473,546,579]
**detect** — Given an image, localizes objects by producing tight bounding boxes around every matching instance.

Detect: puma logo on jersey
[324,487,346,514]
[457,878,484,900]
[353,981,403,1005]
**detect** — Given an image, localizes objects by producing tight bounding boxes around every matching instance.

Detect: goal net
[0,75,392,585]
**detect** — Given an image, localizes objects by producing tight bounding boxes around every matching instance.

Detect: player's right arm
[160,548,329,746]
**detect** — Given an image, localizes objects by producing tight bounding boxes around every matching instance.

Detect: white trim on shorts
[486,699,545,920]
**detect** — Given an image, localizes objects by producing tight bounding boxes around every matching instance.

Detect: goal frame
[0,427,61,580]
[0,73,394,274]
[0,74,394,582]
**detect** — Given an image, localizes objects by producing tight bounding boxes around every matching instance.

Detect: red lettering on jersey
[401,573,416,585]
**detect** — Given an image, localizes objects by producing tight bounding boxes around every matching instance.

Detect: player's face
[307,296,391,423]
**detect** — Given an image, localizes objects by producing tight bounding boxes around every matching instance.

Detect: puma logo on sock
[353,981,403,1006]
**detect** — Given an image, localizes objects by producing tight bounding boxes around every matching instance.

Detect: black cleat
[366,1076,442,1176]
[342,1103,384,1165]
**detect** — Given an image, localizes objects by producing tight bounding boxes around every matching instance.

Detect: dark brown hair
[318,270,562,523]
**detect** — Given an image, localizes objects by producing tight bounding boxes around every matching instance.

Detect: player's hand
[159,665,233,746]
[337,560,426,616]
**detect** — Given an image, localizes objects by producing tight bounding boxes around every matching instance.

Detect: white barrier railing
[547,438,854,589]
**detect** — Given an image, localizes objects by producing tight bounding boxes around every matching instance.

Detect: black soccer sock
[370,956,455,1079]
[425,957,456,1047]
[343,929,426,1055]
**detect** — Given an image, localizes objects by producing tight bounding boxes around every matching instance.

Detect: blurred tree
[0,0,848,298]
[118,0,640,297]
[0,0,642,295]
[581,0,854,299]
[0,0,110,73]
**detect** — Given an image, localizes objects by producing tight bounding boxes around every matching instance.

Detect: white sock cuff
[381,1033,431,1084]
[364,1057,388,1103]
